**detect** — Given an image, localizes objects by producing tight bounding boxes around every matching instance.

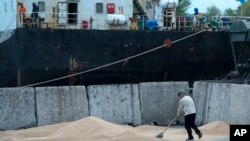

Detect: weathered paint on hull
[0,29,234,87]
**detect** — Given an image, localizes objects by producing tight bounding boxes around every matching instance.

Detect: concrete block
[194,82,250,125]
[132,84,141,126]
[205,83,231,124]
[229,84,250,124]
[0,88,36,130]
[87,84,140,125]
[139,82,189,125]
[193,81,209,125]
[35,86,89,126]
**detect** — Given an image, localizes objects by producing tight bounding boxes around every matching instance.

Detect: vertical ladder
[133,0,149,20]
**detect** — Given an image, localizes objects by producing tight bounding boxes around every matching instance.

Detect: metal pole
[17,69,21,87]
[178,17,180,31]
[230,41,238,72]
[241,4,244,17]
[143,16,144,30]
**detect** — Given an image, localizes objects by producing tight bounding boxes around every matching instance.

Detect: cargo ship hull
[0,29,234,87]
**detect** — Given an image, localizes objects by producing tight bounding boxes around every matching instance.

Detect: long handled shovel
[156,117,177,138]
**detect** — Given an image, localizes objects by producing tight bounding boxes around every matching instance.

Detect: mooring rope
[22,29,207,87]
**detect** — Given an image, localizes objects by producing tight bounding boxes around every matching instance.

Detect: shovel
[156,117,177,138]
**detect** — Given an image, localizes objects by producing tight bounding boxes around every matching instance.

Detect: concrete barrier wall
[0,88,36,130]
[229,84,250,124]
[87,84,141,126]
[193,82,208,125]
[131,84,141,126]
[35,86,89,126]
[139,82,189,125]
[1,81,249,130]
[194,81,250,125]
[193,82,231,125]
[204,83,231,124]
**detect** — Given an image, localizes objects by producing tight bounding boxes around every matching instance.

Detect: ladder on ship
[133,0,149,20]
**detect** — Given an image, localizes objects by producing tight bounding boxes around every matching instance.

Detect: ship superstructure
[0,0,17,43]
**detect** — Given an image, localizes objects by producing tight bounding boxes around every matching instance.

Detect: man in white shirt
[177,90,202,141]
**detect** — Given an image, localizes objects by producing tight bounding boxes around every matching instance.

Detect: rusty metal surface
[0,29,234,87]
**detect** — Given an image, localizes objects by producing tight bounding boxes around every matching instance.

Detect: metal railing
[175,16,196,31]
[16,12,208,31]
[212,16,250,30]
[17,12,129,30]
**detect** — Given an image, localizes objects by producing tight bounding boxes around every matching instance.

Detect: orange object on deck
[18,5,26,18]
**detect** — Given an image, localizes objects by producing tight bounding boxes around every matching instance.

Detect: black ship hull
[0,29,234,87]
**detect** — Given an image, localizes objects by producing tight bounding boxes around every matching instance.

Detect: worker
[31,2,39,28]
[18,3,26,21]
[221,17,231,30]
[90,16,93,29]
[176,90,202,141]
[192,8,207,31]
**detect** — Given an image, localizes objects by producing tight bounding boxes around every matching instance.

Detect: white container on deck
[107,14,127,25]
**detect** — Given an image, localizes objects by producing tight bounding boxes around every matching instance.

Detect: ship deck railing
[212,16,250,30]
[16,12,201,31]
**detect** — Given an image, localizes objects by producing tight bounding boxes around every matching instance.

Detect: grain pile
[137,121,229,141]
[199,121,229,134]
[0,117,162,141]
[0,117,229,141]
